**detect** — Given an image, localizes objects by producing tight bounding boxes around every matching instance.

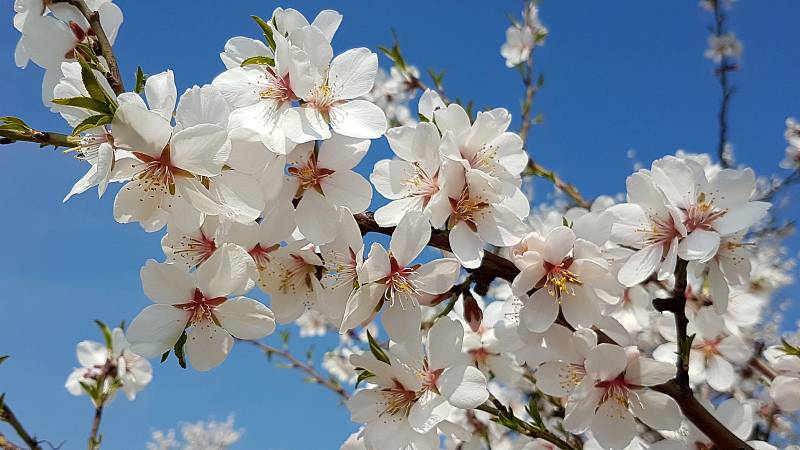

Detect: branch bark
[476,402,577,450]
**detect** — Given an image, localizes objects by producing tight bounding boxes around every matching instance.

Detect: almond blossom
[563,344,681,450]
[284,47,388,142]
[66,327,152,402]
[371,121,448,227]
[654,307,750,392]
[512,226,615,332]
[442,164,527,268]
[111,73,232,232]
[347,317,489,450]
[127,244,274,371]
[341,212,461,344]
[285,133,372,245]
[764,344,800,412]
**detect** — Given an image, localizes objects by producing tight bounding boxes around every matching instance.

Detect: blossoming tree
[1,1,799,449]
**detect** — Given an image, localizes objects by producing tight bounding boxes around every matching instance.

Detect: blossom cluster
[6,1,800,450]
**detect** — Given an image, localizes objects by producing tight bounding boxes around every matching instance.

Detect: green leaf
[174,331,188,369]
[0,355,8,366]
[251,15,276,50]
[781,338,800,357]
[52,97,113,115]
[280,330,291,349]
[241,55,275,67]
[417,113,430,123]
[160,350,170,363]
[80,60,108,103]
[366,331,390,365]
[355,369,375,389]
[72,114,113,136]
[526,397,545,429]
[134,66,146,94]
[562,216,572,228]
[94,320,113,351]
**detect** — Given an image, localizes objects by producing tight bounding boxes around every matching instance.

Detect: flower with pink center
[653,307,750,392]
[161,216,223,269]
[319,208,365,328]
[284,46,387,142]
[213,31,303,155]
[442,164,527,269]
[341,212,461,344]
[127,244,275,371]
[563,344,681,450]
[534,326,598,399]
[436,104,530,219]
[347,317,488,450]
[111,74,234,233]
[223,202,296,276]
[65,327,152,402]
[650,156,769,263]
[608,170,687,286]
[371,121,449,227]
[259,239,326,323]
[285,133,372,245]
[512,226,616,332]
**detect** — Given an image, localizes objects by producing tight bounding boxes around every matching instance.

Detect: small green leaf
[526,397,545,429]
[94,320,113,351]
[160,350,170,363]
[134,66,146,94]
[72,114,113,136]
[280,330,291,349]
[174,331,188,369]
[251,15,276,50]
[562,216,572,228]
[0,355,8,366]
[52,97,113,115]
[355,369,375,389]
[241,55,275,67]
[366,331,390,365]
[780,338,800,357]
[80,61,107,103]
[417,113,430,123]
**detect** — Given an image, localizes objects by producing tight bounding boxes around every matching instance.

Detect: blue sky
[1,1,799,449]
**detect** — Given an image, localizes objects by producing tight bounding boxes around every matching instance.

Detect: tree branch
[0,129,77,149]
[88,404,104,450]
[249,341,350,401]
[524,159,591,209]
[0,402,43,450]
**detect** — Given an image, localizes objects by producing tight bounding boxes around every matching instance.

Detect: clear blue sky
[1,1,799,449]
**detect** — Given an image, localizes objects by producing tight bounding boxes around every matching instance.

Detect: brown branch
[354,212,518,283]
[0,403,43,450]
[249,341,349,401]
[0,129,77,148]
[54,0,124,95]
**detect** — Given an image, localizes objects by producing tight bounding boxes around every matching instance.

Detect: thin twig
[0,403,43,450]
[711,1,736,168]
[249,341,350,401]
